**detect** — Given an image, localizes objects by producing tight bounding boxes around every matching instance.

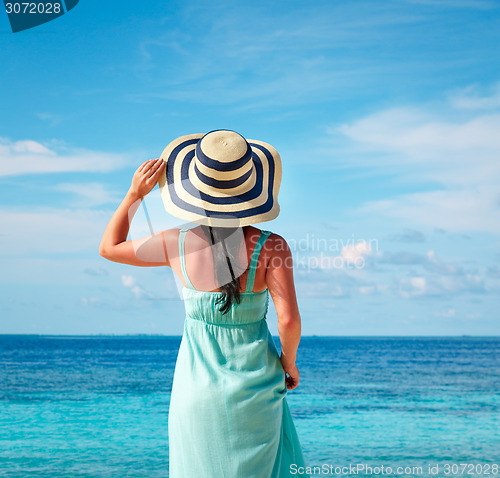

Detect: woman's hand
[129,158,166,199]
[281,360,300,390]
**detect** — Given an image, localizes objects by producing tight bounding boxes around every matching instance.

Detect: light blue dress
[168,229,309,477]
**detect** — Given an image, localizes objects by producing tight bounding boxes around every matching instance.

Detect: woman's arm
[266,234,302,390]
[99,158,170,267]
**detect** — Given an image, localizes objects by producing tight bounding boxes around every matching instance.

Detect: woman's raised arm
[99,158,170,267]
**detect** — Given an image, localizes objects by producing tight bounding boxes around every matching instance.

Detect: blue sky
[1,0,499,335]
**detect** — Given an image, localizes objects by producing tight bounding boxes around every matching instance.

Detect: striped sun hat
[158,130,282,227]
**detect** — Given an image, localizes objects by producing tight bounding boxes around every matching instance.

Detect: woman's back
[163,224,301,339]
[170,225,271,294]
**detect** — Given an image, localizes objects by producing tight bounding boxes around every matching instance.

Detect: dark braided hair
[200,225,246,314]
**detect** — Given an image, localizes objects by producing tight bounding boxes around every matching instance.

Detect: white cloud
[397,276,427,299]
[336,108,500,160]
[466,312,482,320]
[449,83,500,110]
[299,240,373,271]
[0,137,134,177]
[396,268,485,299]
[121,275,136,288]
[357,186,500,234]
[35,112,63,126]
[81,297,101,306]
[340,240,372,264]
[10,140,53,155]
[377,247,487,299]
[358,285,377,295]
[433,308,456,318]
[55,182,121,207]
[294,243,488,301]
[411,276,426,290]
[332,85,500,234]
[121,274,147,298]
[295,257,380,298]
[0,207,109,254]
[426,249,461,275]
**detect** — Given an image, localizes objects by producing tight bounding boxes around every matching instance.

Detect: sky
[1,0,499,336]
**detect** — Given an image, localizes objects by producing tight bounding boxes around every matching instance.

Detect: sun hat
[158,129,282,227]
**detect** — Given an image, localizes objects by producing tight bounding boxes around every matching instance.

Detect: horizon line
[0,334,498,338]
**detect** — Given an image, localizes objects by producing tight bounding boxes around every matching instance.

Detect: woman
[99,130,309,477]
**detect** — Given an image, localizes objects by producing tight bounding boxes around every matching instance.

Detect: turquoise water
[1,336,498,477]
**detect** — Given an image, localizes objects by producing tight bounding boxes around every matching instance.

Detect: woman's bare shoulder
[265,231,291,252]
[256,230,292,264]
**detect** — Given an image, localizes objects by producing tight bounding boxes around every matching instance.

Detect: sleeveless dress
[168,229,309,478]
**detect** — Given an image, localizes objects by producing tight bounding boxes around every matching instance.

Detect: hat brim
[158,133,282,227]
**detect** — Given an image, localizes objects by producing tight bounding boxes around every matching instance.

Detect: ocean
[0,336,498,477]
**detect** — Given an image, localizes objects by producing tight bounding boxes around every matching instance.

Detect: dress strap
[245,230,272,293]
[178,229,196,290]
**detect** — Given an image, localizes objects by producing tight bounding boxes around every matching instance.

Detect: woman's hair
[200,225,245,314]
